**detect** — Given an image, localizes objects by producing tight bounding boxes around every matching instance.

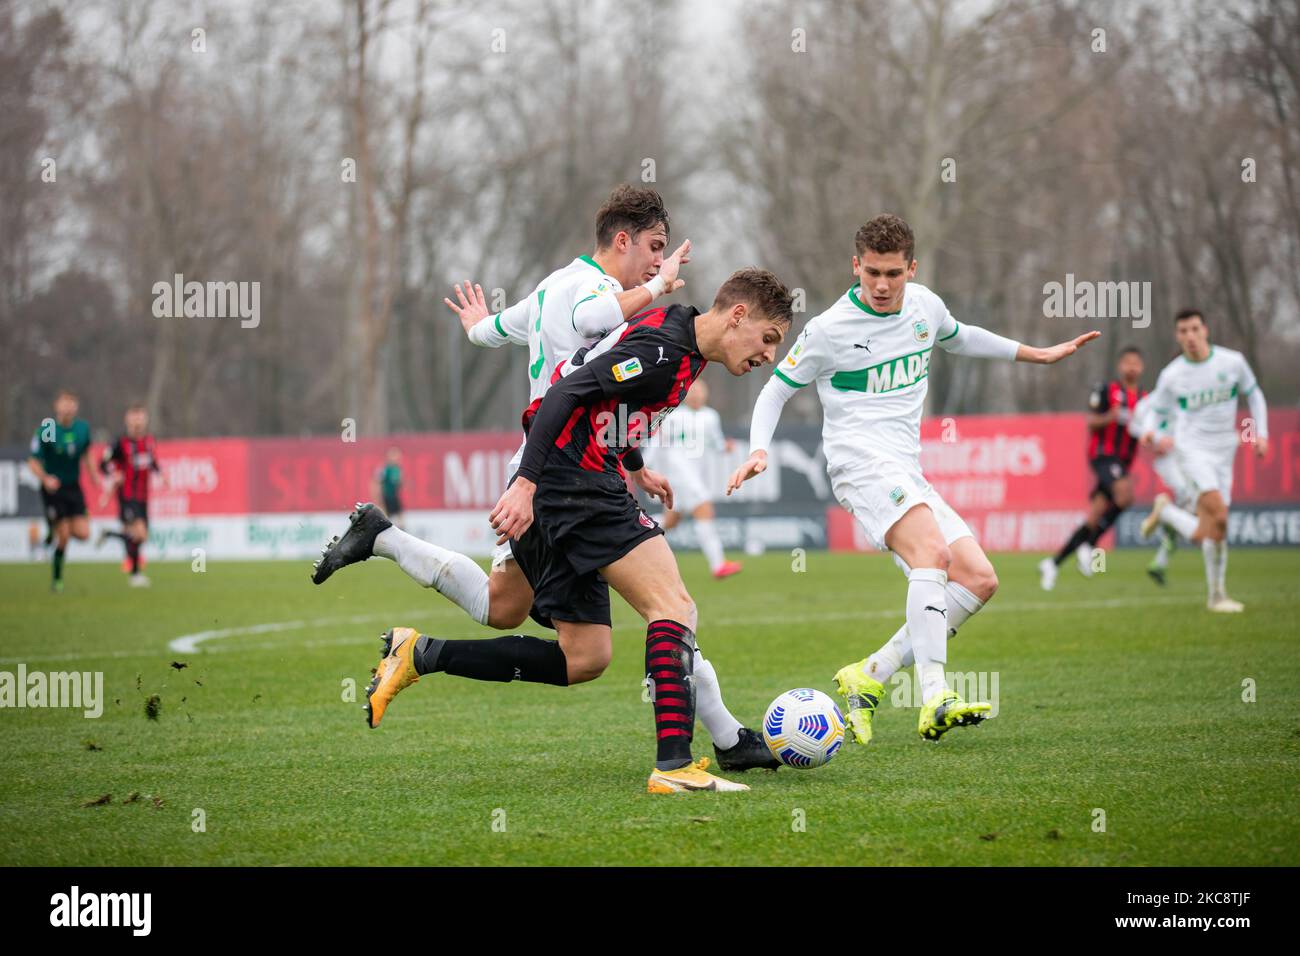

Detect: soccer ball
[762,688,845,769]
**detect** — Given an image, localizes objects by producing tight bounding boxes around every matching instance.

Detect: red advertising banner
[86,437,250,518]
[827,409,1300,552]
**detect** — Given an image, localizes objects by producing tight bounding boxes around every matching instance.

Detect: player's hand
[1155,436,1174,456]
[656,239,691,295]
[1254,436,1270,458]
[725,450,767,496]
[41,475,60,493]
[1025,331,1101,364]
[444,279,490,335]
[631,467,674,511]
[489,478,535,543]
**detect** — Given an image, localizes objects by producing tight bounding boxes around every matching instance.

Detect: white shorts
[650,450,713,515]
[1152,453,1195,510]
[492,441,527,568]
[1174,445,1235,506]
[831,458,973,553]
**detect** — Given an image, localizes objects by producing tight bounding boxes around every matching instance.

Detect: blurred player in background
[1039,347,1146,590]
[27,389,99,593]
[1138,309,1268,612]
[371,447,404,528]
[98,403,161,587]
[729,214,1098,747]
[1128,391,1193,586]
[645,379,742,579]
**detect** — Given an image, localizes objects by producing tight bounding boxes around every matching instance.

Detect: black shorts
[509,460,663,629]
[41,484,87,523]
[383,493,403,515]
[1090,455,1130,498]
[119,497,149,525]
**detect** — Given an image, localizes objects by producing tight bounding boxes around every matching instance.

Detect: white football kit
[1130,393,1194,509]
[645,405,727,514]
[749,282,1020,553]
[469,255,626,565]
[1144,346,1268,507]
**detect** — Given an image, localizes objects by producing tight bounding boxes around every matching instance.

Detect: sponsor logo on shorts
[612,357,643,382]
[889,486,907,507]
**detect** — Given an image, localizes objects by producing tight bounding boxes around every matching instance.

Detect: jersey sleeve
[570,278,624,339]
[1237,353,1268,439]
[934,307,1020,360]
[468,293,533,348]
[772,320,831,388]
[100,438,123,476]
[1088,382,1110,412]
[1147,367,1177,435]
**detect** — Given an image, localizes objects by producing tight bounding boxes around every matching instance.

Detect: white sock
[1161,502,1199,539]
[907,568,949,702]
[373,526,490,625]
[695,518,725,573]
[876,580,985,676]
[1152,534,1171,569]
[1201,539,1219,600]
[1215,540,1228,595]
[693,652,742,749]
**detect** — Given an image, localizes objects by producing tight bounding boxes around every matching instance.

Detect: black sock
[53,547,65,582]
[1053,524,1094,565]
[104,530,128,542]
[646,620,696,770]
[1087,504,1123,545]
[412,635,568,686]
[127,539,141,574]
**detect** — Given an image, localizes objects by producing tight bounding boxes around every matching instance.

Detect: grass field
[1,546,1297,867]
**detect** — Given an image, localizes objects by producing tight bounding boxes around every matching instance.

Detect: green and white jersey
[772,282,1014,474]
[528,255,624,403]
[1147,346,1263,455]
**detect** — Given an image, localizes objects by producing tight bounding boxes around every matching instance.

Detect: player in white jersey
[727,214,1098,746]
[312,185,780,771]
[645,380,743,579]
[1128,391,1194,586]
[1137,308,1269,612]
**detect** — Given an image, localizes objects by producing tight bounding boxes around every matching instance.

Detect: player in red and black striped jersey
[1040,347,1147,589]
[361,268,794,794]
[98,404,161,587]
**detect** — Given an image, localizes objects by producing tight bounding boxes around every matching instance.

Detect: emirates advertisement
[1,410,1297,561]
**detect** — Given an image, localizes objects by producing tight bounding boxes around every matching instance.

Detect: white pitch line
[0,592,1204,667]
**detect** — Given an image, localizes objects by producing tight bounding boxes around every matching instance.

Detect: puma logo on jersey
[656,346,668,365]
[852,342,873,351]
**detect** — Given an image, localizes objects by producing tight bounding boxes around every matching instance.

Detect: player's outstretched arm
[1015,331,1101,364]
[726,374,799,495]
[445,279,532,348]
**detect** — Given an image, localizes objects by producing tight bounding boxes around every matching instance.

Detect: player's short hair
[712,268,795,326]
[1119,345,1142,358]
[1174,308,1204,326]
[125,401,147,413]
[855,214,915,263]
[55,388,77,402]
[595,184,669,248]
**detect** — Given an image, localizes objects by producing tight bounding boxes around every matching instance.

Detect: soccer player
[27,389,99,593]
[1039,347,1147,590]
[315,188,777,772]
[644,379,742,579]
[1137,308,1268,612]
[727,214,1098,746]
[361,269,795,793]
[98,404,161,586]
[371,447,404,528]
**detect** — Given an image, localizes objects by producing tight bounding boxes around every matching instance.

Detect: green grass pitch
[1,547,1297,866]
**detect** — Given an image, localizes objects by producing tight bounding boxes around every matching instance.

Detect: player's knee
[1113,487,1133,509]
[566,647,611,684]
[486,600,529,630]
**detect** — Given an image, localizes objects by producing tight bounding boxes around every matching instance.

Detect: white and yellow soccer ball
[762,688,845,769]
